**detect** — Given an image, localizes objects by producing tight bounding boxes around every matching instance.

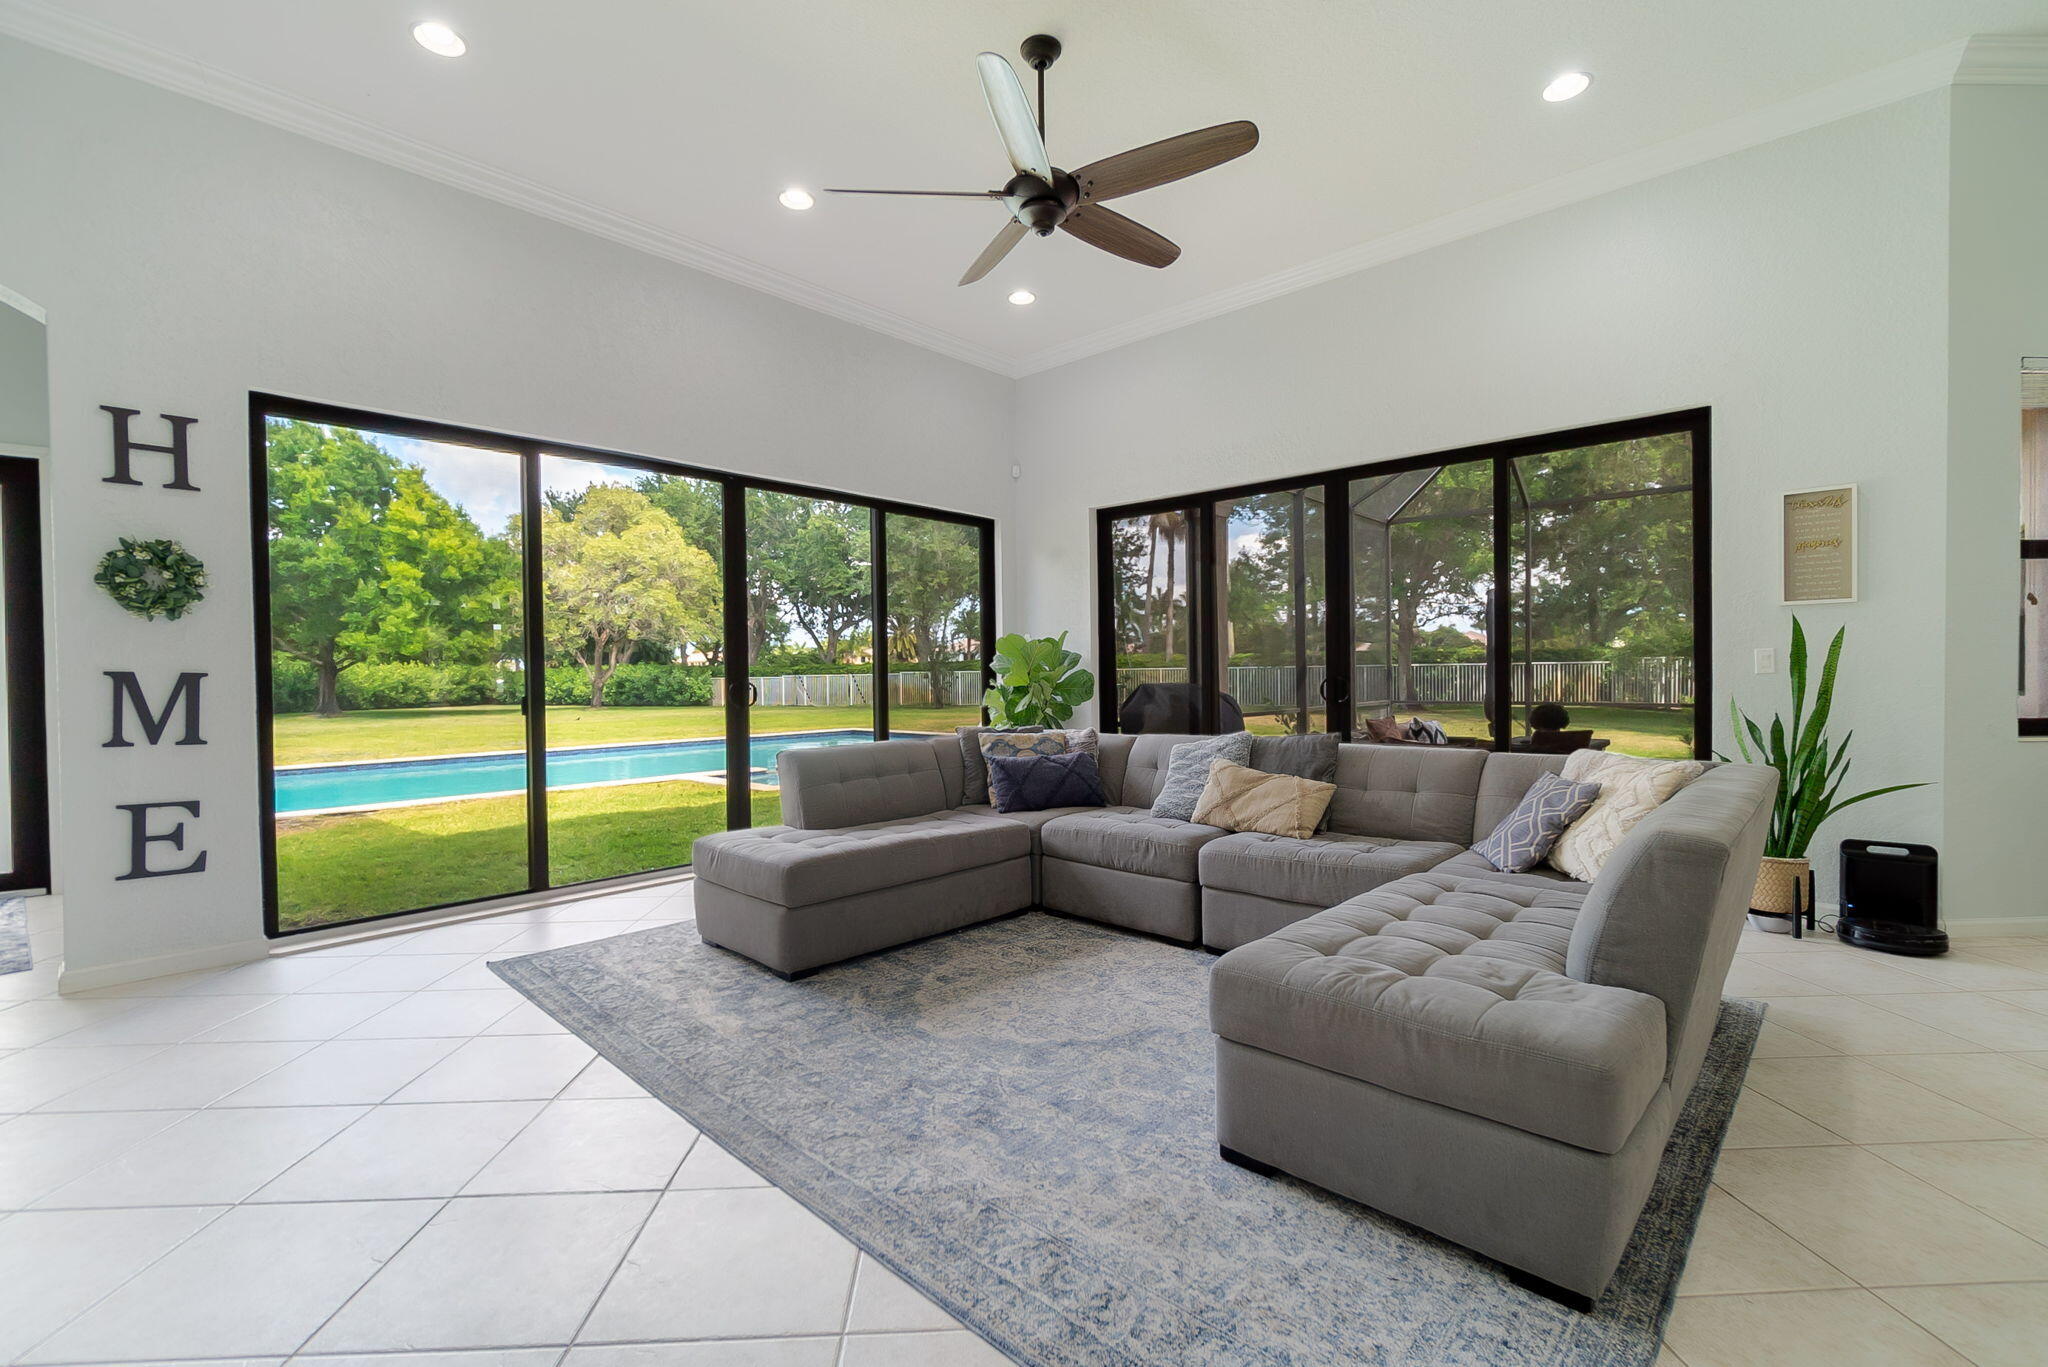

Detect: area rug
[493,911,1759,1367]
[0,898,30,975]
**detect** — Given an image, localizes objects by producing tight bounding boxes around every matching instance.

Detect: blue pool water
[275,729,888,815]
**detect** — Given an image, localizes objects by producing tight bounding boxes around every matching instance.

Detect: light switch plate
[1755,647,1776,674]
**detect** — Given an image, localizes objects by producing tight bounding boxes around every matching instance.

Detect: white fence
[1118,658,1694,710]
[713,670,983,708]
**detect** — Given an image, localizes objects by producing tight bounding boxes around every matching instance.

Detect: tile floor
[3,888,2047,1366]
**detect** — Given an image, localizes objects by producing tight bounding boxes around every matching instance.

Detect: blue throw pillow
[1150,731,1255,821]
[1471,770,1602,872]
[986,750,1108,814]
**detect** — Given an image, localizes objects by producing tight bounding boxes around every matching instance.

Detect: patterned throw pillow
[1548,751,1706,881]
[1050,727,1099,755]
[956,725,1044,805]
[1192,759,1337,840]
[1470,771,1602,873]
[1150,731,1255,822]
[986,750,1108,814]
[981,732,1071,761]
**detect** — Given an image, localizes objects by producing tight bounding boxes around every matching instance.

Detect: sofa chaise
[690,729,1776,1305]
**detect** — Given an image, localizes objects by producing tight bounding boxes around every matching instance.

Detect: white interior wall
[0,37,1015,981]
[1944,84,2048,928]
[1010,94,1956,914]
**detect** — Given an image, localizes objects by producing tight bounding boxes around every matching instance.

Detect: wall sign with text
[1782,484,1857,605]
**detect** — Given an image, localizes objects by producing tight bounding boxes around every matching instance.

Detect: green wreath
[95,537,208,621]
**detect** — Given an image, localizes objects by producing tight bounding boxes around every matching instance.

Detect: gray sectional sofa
[691,729,1776,1306]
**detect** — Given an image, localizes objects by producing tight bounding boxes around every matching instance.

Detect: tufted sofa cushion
[1039,805,1230,882]
[1327,745,1489,843]
[1198,831,1463,907]
[777,739,950,829]
[1209,872,1667,1152]
[693,810,1029,908]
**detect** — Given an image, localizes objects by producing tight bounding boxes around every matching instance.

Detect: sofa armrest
[1564,763,1777,1087]
[777,739,952,829]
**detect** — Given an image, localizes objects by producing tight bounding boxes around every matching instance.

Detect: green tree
[265,419,517,716]
[884,516,981,701]
[541,485,719,706]
[635,474,728,663]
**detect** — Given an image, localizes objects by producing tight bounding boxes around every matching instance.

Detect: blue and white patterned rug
[0,897,30,976]
[494,911,1758,1367]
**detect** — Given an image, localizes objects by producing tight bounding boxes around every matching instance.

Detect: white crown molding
[1012,39,1976,375]
[1955,34,2048,84]
[0,0,1018,376]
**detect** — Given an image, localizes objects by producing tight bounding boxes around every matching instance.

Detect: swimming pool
[274,728,892,815]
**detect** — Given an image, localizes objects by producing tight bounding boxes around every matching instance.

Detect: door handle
[745,682,759,706]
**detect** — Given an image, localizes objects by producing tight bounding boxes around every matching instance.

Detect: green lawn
[272,703,979,766]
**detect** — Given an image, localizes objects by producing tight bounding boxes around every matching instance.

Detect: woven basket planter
[1750,856,1813,919]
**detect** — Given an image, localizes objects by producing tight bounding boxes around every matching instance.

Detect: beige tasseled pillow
[1191,759,1337,840]
[1547,750,1706,881]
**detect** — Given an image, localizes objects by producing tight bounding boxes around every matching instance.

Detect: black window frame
[249,393,996,939]
[1095,409,1712,756]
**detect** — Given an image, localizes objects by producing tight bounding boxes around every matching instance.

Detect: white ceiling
[7,0,2045,374]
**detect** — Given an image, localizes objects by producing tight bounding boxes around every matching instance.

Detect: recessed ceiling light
[411,21,467,58]
[778,188,815,211]
[1008,289,1036,306]
[1542,71,1592,102]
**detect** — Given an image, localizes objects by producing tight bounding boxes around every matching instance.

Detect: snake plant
[1722,617,1926,859]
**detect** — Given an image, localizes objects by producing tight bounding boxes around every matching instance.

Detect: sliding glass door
[255,397,994,937]
[1096,411,1709,757]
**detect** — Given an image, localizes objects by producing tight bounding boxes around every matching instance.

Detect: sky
[376,434,653,537]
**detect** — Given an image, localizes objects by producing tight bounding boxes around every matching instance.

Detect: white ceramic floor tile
[0,1205,225,1361]
[1665,1289,1971,1367]
[482,999,573,1035]
[1721,1088,1845,1149]
[564,1340,839,1366]
[463,1098,697,1195]
[1750,997,1984,1056]
[37,1105,366,1208]
[190,992,412,1043]
[1712,1145,2048,1286]
[1675,1188,1855,1295]
[1722,961,1836,997]
[1876,1282,2048,1367]
[1882,954,2048,993]
[422,958,521,991]
[165,956,362,996]
[295,1352,563,1367]
[218,1037,463,1107]
[1747,1020,1839,1058]
[1989,988,2048,1015]
[1742,1056,2023,1144]
[0,997,143,1048]
[838,1330,1012,1367]
[22,1199,438,1363]
[0,1043,165,1111]
[390,1034,596,1103]
[376,923,529,956]
[1860,992,2048,1051]
[306,1191,658,1352]
[844,1254,963,1333]
[304,955,483,994]
[341,989,525,1039]
[39,1040,313,1111]
[42,994,282,1047]
[1865,1052,2048,1135]
[253,1100,544,1202]
[668,1136,769,1189]
[0,1108,188,1208]
[1869,1138,2048,1241]
[560,1056,650,1100]
[1762,953,1966,996]
[489,922,646,956]
[581,1187,857,1342]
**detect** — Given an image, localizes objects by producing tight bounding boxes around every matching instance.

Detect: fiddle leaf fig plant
[984,631,1095,727]
[1720,617,1927,859]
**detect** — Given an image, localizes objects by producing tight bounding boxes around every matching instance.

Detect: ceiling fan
[824,34,1259,285]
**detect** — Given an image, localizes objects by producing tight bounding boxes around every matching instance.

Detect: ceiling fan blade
[1059,205,1180,269]
[976,51,1054,184]
[959,219,1029,286]
[823,189,1005,198]
[1072,121,1259,203]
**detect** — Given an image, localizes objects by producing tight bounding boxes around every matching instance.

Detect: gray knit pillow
[1150,731,1254,822]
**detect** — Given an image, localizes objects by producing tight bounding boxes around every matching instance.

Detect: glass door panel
[1507,434,1697,758]
[537,455,726,883]
[1105,508,1200,732]
[1217,488,1328,734]
[745,489,875,825]
[263,417,527,930]
[884,512,984,736]
[1348,464,1493,744]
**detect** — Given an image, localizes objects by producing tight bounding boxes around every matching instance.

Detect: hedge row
[271,658,717,712]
